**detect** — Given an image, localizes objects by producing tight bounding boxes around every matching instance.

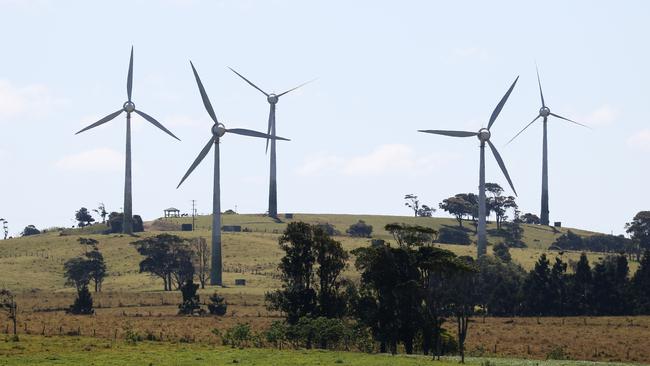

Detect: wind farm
[1,2,649,366]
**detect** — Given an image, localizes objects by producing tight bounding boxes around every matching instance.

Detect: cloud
[0,80,65,120]
[54,148,124,172]
[297,144,460,178]
[627,129,650,152]
[583,104,618,126]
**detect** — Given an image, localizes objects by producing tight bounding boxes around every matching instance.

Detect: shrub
[208,292,227,316]
[264,321,288,349]
[546,345,570,360]
[315,223,340,236]
[178,280,201,315]
[438,227,471,245]
[346,220,373,238]
[21,225,40,236]
[123,322,142,344]
[493,242,511,262]
[287,317,348,350]
[222,323,252,348]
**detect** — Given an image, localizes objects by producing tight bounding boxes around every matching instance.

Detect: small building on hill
[164,207,180,218]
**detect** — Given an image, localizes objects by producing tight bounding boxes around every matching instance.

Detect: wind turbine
[419,77,519,257]
[76,47,179,234]
[507,67,588,226]
[228,67,312,219]
[177,62,290,286]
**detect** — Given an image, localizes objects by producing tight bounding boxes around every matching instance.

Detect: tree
[404,194,420,217]
[93,203,108,224]
[0,289,17,336]
[78,237,99,253]
[485,183,517,230]
[266,222,349,324]
[521,213,541,225]
[190,237,210,289]
[521,254,552,316]
[108,212,144,233]
[0,218,9,240]
[568,253,592,315]
[476,256,525,316]
[549,256,568,316]
[86,249,107,292]
[21,225,40,236]
[346,220,373,238]
[63,257,92,291]
[446,256,478,363]
[439,196,472,227]
[385,223,436,247]
[75,207,95,227]
[131,234,194,291]
[626,211,650,253]
[591,255,629,315]
[632,250,650,314]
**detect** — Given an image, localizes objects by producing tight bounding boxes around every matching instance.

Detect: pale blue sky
[0,0,648,236]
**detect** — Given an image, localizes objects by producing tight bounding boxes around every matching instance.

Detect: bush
[21,225,40,236]
[315,223,340,236]
[346,220,373,238]
[493,242,511,262]
[208,292,227,316]
[222,323,253,348]
[265,321,288,349]
[287,317,348,350]
[107,212,144,233]
[546,345,570,360]
[123,322,142,344]
[438,227,471,245]
[67,285,94,315]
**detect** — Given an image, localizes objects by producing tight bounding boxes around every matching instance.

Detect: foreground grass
[0,336,644,366]
[0,335,447,366]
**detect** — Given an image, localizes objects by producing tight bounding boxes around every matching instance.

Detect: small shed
[164,207,180,218]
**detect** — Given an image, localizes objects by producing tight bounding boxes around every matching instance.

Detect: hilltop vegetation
[0,213,617,292]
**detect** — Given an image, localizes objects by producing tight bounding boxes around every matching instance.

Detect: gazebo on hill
[164,207,180,218]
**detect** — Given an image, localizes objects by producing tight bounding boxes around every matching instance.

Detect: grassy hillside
[0,213,626,292]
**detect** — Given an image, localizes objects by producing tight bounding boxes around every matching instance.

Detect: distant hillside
[0,213,626,293]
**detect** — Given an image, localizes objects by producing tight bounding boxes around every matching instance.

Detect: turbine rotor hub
[477,128,491,142]
[267,94,278,104]
[123,101,136,113]
[540,106,550,117]
[212,123,226,137]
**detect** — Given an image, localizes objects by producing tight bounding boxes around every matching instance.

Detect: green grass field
[0,213,626,292]
[0,336,644,366]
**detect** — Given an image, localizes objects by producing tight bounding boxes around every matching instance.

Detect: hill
[0,213,624,293]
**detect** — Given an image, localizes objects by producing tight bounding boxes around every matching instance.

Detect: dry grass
[3,291,650,363]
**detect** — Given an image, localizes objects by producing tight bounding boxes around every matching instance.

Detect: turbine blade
[488,76,519,130]
[190,61,219,124]
[506,115,541,145]
[550,112,591,129]
[487,140,517,196]
[134,109,180,141]
[75,109,123,134]
[127,46,134,102]
[177,136,215,188]
[228,67,268,97]
[227,128,290,141]
[536,64,545,107]
[265,105,274,154]
[418,130,478,138]
[277,78,317,97]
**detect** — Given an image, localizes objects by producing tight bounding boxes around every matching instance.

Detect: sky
[0,0,648,237]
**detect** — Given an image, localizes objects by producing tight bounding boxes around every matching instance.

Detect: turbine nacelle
[123,101,136,113]
[540,106,550,117]
[477,128,491,142]
[212,123,227,137]
[267,93,278,104]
